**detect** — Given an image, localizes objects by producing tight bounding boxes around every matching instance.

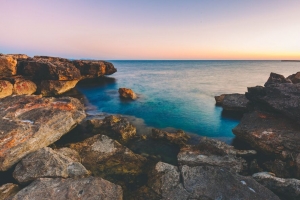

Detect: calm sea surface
[76,60,300,143]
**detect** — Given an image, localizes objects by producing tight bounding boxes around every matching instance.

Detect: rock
[0,55,17,76]
[0,95,86,171]
[72,60,117,79]
[214,94,226,105]
[7,54,30,60]
[9,177,123,200]
[13,147,89,184]
[264,72,292,86]
[181,165,279,200]
[177,137,250,173]
[287,72,300,84]
[13,79,37,95]
[40,80,79,96]
[18,57,81,80]
[151,128,190,147]
[69,134,146,177]
[54,147,81,162]
[222,93,249,112]
[0,183,19,200]
[263,159,292,178]
[253,172,300,200]
[0,80,13,98]
[118,88,137,100]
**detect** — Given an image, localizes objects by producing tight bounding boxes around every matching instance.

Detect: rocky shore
[0,53,298,199]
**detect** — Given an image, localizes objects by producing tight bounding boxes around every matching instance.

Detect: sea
[76,60,300,144]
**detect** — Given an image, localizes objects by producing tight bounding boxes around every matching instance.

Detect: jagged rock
[253,172,300,200]
[181,165,279,200]
[177,137,251,173]
[0,80,13,98]
[151,128,190,147]
[0,55,17,76]
[87,115,136,142]
[288,72,300,84]
[7,54,30,60]
[222,93,249,112]
[118,88,137,100]
[40,80,79,96]
[54,147,81,162]
[9,177,123,200]
[72,60,117,79]
[0,95,86,171]
[0,183,19,200]
[13,147,89,184]
[214,94,226,105]
[69,134,146,177]
[264,72,292,86]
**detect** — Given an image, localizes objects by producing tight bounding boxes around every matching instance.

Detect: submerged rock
[9,177,123,200]
[40,80,79,96]
[0,183,19,200]
[13,147,89,184]
[0,80,13,98]
[0,95,86,171]
[118,88,137,100]
[151,128,190,147]
[0,55,17,76]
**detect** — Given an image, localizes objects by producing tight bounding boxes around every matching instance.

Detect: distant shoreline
[281,60,300,62]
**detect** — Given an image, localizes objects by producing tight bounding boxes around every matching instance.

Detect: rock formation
[118,88,137,100]
[0,183,19,200]
[151,128,190,147]
[215,93,248,112]
[0,55,17,76]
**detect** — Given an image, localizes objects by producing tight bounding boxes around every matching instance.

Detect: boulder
[264,72,292,86]
[253,172,300,200]
[9,177,123,200]
[0,55,17,76]
[54,147,81,162]
[214,94,226,105]
[0,183,19,200]
[13,147,89,184]
[40,80,79,96]
[118,88,137,100]
[13,79,37,95]
[0,95,86,171]
[151,128,190,147]
[287,72,300,84]
[0,80,13,98]
[222,93,249,112]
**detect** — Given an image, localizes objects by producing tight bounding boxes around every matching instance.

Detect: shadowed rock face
[0,95,86,171]
[0,55,17,76]
[9,177,123,200]
[118,88,137,100]
[0,183,19,200]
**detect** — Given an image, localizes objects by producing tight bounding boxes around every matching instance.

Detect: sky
[0,0,299,60]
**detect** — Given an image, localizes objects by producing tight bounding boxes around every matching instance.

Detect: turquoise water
[76,60,300,143]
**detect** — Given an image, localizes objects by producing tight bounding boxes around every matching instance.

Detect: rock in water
[0,95,86,171]
[214,94,226,105]
[0,55,17,76]
[151,128,190,147]
[118,88,137,100]
[222,93,249,112]
[13,147,90,184]
[0,80,13,98]
[0,183,19,200]
[9,177,123,200]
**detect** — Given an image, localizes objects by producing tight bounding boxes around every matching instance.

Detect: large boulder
[9,177,123,200]
[0,80,13,98]
[0,55,17,76]
[13,79,37,95]
[40,80,79,96]
[287,72,300,84]
[118,88,137,100]
[13,147,89,184]
[222,93,249,112]
[0,95,86,171]
[253,172,300,200]
[0,183,19,200]
[264,72,292,86]
[151,128,190,147]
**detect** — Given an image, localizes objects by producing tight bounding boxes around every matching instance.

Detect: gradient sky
[0,0,299,60]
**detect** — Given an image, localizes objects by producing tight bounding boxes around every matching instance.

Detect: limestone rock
[0,80,13,98]
[253,172,300,200]
[0,55,17,76]
[13,147,89,184]
[0,183,19,200]
[222,93,249,112]
[7,54,30,60]
[9,177,123,200]
[0,95,86,171]
[264,72,292,86]
[118,88,137,100]
[40,80,79,96]
[214,94,226,105]
[151,128,190,147]
[13,79,37,95]
[54,147,81,162]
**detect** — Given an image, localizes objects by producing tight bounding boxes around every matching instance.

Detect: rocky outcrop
[40,80,79,96]
[222,93,249,112]
[253,172,300,200]
[13,79,37,95]
[9,177,123,200]
[151,128,190,147]
[0,95,86,171]
[214,94,226,105]
[7,54,29,60]
[0,80,13,98]
[0,55,17,76]
[264,72,292,86]
[13,147,89,184]
[118,88,137,100]
[0,183,19,200]
[287,72,300,84]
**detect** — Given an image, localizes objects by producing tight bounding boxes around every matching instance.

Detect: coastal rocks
[40,80,79,96]
[13,79,37,95]
[253,172,300,200]
[0,55,17,76]
[118,88,137,100]
[287,72,300,83]
[9,177,123,200]
[0,183,19,200]
[151,128,190,147]
[0,80,13,98]
[0,95,86,171]
[264,72,292,86]
[69,134,147,177]
[7,54,29,60]
[13,147,89,184]
[222,93,249,112]
[214,94,226,105]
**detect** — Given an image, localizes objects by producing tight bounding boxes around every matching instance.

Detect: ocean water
[76,60,300,143]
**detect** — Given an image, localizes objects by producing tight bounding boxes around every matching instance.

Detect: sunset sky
[0,0,299,60]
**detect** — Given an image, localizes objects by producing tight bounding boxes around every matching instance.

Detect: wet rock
[0,183,19,200]
[0,95,86,171]
[69,134,146,177]
[264,72,292,86]
[0,80,13,98]
[222,93,249,112]
[40,80,79,96]
[118,88,137,100]
[13,147,89,184]
[151,128,190,147]
[9,177,123,200]
[13,79,37,95]
[214,94,226,105]
[181,165,279,200]
[253,172,300,200]
[0,55,17,76]
[287,72,300,84]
